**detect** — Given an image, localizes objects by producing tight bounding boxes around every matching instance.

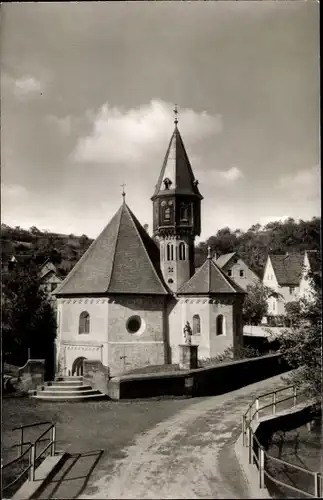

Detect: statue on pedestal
[183,321,192,345]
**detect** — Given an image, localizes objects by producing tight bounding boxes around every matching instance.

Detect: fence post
[259,447,265,488]
[29,444,35,481]
[272,392,276,416]
[314,472,320,497]
[51,425,56,456]
[248,427,252,464]
[255,398,259,421]
[18,427,24,458]
[242,416,245,446]
[293,386,297,407]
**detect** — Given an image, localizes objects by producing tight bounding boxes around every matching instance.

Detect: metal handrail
[263,470,317,498]
[1,443,32,470]
[1,421,56,495]
[11,421,51,431]
[1,443,33,494]
[242,385,322,498]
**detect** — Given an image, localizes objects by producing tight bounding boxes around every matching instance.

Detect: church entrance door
[72,356,87,376]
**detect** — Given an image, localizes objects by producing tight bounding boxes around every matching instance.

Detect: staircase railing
[242,385,322,498]
[1,421,57,496]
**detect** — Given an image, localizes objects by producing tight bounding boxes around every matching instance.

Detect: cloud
[46,115,72,137]
[72,100,222,165]
[259,215,290,226]
[13,76,42,97]
[219,165,243,182]
[278,165,320,200]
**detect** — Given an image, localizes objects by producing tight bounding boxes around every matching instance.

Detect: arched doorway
[72,356,86,376]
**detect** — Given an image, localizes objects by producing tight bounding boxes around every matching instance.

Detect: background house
[214,252,261,291]
[262,253,304,316]
[299,250,321,300]
[39,260,64,308]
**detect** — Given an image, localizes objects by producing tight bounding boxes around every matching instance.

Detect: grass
[2,393,197,497]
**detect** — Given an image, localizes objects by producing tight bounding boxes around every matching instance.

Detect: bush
[199,344,261,367]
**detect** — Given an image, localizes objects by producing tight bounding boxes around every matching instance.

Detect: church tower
[151,106,203,292]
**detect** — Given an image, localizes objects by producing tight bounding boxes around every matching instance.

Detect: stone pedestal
[179,344,198,370]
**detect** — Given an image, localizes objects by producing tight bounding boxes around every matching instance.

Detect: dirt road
[79,373,289,499]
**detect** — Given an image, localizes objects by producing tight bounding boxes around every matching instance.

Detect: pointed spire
[151,123,203,200]
[207,246,212,259]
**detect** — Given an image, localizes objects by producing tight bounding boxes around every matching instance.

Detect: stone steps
[30,376,108,402]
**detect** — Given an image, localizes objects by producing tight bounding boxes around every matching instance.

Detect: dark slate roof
[55,203,169,296]
[306,250,321,275]
[215,252,236,269]
[269,253,304,286]
[177,256,245,295]
[151,126,203,199]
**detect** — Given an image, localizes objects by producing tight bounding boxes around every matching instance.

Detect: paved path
[77,373,290,499]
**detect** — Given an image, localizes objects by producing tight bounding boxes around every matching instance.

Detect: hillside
[1,224,94,276]
[1,216,321,278]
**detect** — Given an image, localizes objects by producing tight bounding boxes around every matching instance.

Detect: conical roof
[55,203,169,296]
[177,256,245,295]
[151,126,203,199]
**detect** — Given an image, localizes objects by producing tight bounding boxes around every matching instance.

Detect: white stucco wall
[222,258,260,291]
[56,297,109,375]
[262,257,299,316]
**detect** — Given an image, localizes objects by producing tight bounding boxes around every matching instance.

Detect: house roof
[54,202,169,296]
[269,253,304,286]
[177,255,245,295]
[306,250,321,275]
[39,260,58,279]
[214,252,236,269]
[151,125,203,200]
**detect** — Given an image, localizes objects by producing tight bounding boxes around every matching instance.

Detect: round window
[126,315,142,334]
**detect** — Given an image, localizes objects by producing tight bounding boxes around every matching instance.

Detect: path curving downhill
[79,373,290,499]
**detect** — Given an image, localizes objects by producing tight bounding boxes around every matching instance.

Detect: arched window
[179,242,186,261]
[193,314,201,335]
[216,315,225,336]
[180,205,189,221]
[166,243,174,261]
[79,311,90,334]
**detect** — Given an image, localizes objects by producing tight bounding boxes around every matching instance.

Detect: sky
[1,1,320,242]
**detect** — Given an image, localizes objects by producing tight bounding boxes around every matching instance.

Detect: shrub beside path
[79,373,291,499]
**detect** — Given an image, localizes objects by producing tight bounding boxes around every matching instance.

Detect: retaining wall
[83,359,110,394]
[105,353,290,400]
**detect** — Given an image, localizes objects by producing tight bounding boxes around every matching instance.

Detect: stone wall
[17,359,45,392]
[83,359,110,394]
[107,295,167,376]
[107,353,290,400]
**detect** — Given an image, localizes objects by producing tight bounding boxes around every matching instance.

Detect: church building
[54,110,245,377]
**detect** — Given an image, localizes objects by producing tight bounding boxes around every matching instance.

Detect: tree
[2,260,57,377]
[243,282,282,326]
[278,271,321,400]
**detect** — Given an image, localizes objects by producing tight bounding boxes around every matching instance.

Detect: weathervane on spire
[173,103,179,126]
[121,183,126,202]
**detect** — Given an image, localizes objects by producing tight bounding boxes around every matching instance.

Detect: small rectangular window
[239,270,244,277]
[289,287,295,295]
[227,269,232,277]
